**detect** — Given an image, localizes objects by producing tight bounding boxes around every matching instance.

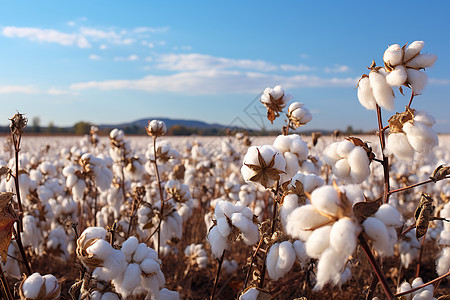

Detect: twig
[13,227,31,275]
[376,105,390,204]
[0,263,13,300]
[407,90,415,108]
[365,275,379,300]
[388,179,434,195]
[395,269,450,297]
[152,136,165,257]
[243,235,265,289]
[210,250,225,300]
[400,223,416,238]
[415,232,427,278]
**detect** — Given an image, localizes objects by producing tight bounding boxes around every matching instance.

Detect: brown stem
[12,136,24,233]
[243,235,265,289]
[395,269,450,297]
[376,105,390,203]
[415,232,427,278]
[407,90,415,108]
[13,227,31,275]
[210,250,225,300]
[0,263,13,300]
[126,195,140,239]
[152,137,165,257]
[400,223,416,238]
[388,179,434,195]
[365,275,379,300]
[359,234,393,299]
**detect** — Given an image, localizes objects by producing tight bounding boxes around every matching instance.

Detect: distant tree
[47,122,56,134]
[32,117,41,133]
[74,121,91,135]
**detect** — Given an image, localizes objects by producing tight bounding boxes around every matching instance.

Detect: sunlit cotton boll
[147,119,167,138]
[306,225,332,259]
[357,76,377,110]
[402,121,438,154]
[20,273,60,300]
[383,44,403,66]
[287,102,312,128]
[407,53,438,69]
[385,132,415,162]
[266,241,296,280]
[404,40,425,61]
[285,204,330,241]
[406,68,428,94]
[369,69,395,111]
[184,244,208,269]
[241,145,286,189]
[436,247,450,276]
[386,65,408,87]
[363,217,393,256]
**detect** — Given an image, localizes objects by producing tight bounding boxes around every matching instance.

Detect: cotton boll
[398,281,413,300]
[369,70,395,110]
[336,140,355,157]
[293,240,309,266]
[285,205,330,241]
[273,135,292,153]
[222,259,238,275]
[406,69,428,93]
[403,121,438,154]
[86,239,113,261]
[383,44,403,66]
[217,217,232,238]
[305,225,332,258]
[436,247,450,275]
[133,243,151,264]
[208,226,228,258]
[414,110,436,127]
[303,174,325,193]
[289,139,309,161]
[284,152,299,178]
[310,185,341,218]
[363,217,392,256]
[329,218,360,256]
[120,263,141,295]
[332,158,351,180]
[101,292,120,300]
[266,241,296,280]
[314,247,348,290]
[405,41,425,61]
[412,290,435,300]
[159,288,180,300]
[22,273,45,299]
[408,53,437,69]
[140,258,160,275]
[241,221,259,245]
[239,288,259,300]
[347,147,370,184]
[374,204,403,227]
[266,243,279,280]
[385,132,415,161]
[81,227,107,241]
[386,65,407,87]
[231,213,250,233]
[42,274,59,296]
[411,277,433,295]
[122,236,139,257]
[357,76,377,110]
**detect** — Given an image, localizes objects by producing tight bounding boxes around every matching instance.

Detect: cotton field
[0,40,449,300]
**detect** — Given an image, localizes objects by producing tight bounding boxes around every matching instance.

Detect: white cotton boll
[241,221,259,245]
[383,44,403,66]
[306,225,332,258]
[285,205,330,241]
[214,200,236,220]
[314,247,348,290]
[101,292,120,300]
[405,41,425,61]
[303,174,324,193]
[386,65,408,86]
[363,217,393,256]
[73,179,86,200]
[414,110,436,127]
[121,263,141,294]
[134,243,151,264]
[217,217,231,238]
[357,76,377,110]
[239,288,259,300]
[336,140,355,157]
[42,274,59,296]
[231,213,250,233]
[283,153,299,181]
[293,240,309,265]
[323,142,341,165]
[273,135,292,153]
[159,288,180,300]
[406,69,428,93]
[122,236,139,258]
[81,227,107,241]
[140,258,160,275]
[329,218,360,256]
[332,158,351,180]
[408,53,438,69]
[369,70,395,110]
[266,243,279,280]
[436,247,450,275]
[439,230,450,245]
[208,226,228,258]
[92,250,126,282]
[347,147,370,184]
[385,132,415,161]
[277,241,296,273]
[22,273,45,299]
[222,259,238,275]
[403,121,438,154]
[411,277,433,295]
[86,239,113,261]
[290,139,309,162]
[310,185,341,217]
[374,204,403,227]
[412,290,435,300]
[398,281,413,300]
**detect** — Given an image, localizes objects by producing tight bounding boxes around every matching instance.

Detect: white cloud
[99,44,108,50]
[324,64,350,73]
[2,26,92,48]
[133,26,169,33]
[70,70,356,95]
[280,64,315,72]
[429,78,450,85]
[79,27,121,40]
[155,53,278,72]
[89,54,102,60]
[47,88,74,95]
[0,85,39,94]
[114,54,139,61]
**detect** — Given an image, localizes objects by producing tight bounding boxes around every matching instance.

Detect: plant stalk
[210,250,225,300]
[152,137,165,257]
[376,105,390,204]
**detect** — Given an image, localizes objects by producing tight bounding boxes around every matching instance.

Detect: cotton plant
[184,244,208,269]
[286,102,312,129]
[397,277,436,300]
[207,200,259,258]
[385,107,439,162]
[19,273,61,300]
[260,85,291,123]
[323,137,374,184]
[272,134,310,180]
[398,227,421,269]
[164,179,194,222]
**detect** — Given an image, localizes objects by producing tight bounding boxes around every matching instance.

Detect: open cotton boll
[314,247,348,290]
[411,277,434,296]
[357,76,377,110]
[273,135,292,153]
[403,121,438,154]
[386,65,407,86]
[363,217,393,256]
[133,243,152,264]
[398,281,413,300]
[285,205,331,241]
[323,142,341,165]
[329,218,360,255]
[302,174,324,193]
[383,44,403,66]
[408,53,437,69]
[293,240,309,265]
[347,147,370,184]
[290,139,309,162]
[208,226,229,258]
[239,288,259,300]
[266,241,296,280]
[310,185,341,217]
[119,263,141,296]
[217,217,232,238]
[81,227,107,241]
[306,225,332,258]
[86,239,113,261]
[414,110,436,127]
[159,288,180,300]
[332,158,351,180]
[22,273,45,299]
[241,221,259,245]
[385,132,415,161]
[222,259,238,275]
[374,204,403,227]
[369,70,395,110]
[412,290,435,300]
[122,236,139,257]
[284,151,299,178]
[337,140,355,157]
[405,41,425,61]
[436,247,450,275]
[42,274,59,296]
[140,258,160,275]
[406,69,428,93]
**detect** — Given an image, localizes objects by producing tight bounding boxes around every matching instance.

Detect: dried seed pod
[414,193,435,238]
[430,165,450,183]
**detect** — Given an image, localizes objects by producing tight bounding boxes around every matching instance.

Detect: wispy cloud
[0,85,40,94]
[2,26,91,48]
[47,87,75,95]
[114,54,139,61]
[70,70,357,94]
[133,26,169,34]
[89,54,102,60]
[429,78,450,85]
[324,64,350,73]
[280,63,315,72]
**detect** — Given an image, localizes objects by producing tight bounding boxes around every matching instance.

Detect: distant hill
[98,117,227,130]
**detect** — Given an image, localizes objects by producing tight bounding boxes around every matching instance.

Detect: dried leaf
[388,106,415,133]
[353,197,382,222]
[430,165,450,182]
[0,192,14,210]
[0,209,17,262]
[0,166,9,177]
[414,193,435,239]
[143,222,154,230]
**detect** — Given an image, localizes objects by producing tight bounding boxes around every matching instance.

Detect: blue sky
[1,1,450,133]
